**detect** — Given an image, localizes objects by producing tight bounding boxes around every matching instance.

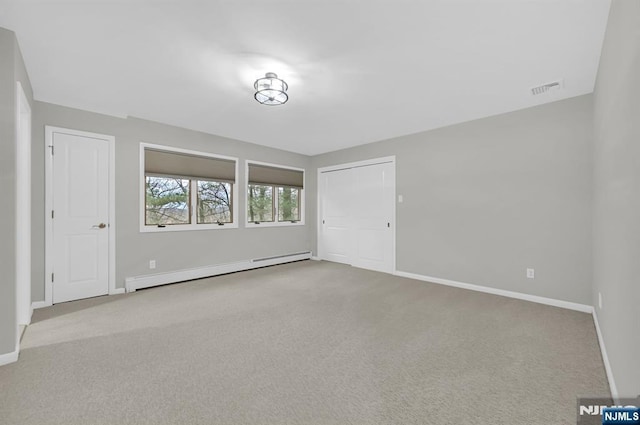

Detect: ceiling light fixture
[254,72,288,105]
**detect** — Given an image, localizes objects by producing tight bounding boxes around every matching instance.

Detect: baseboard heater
[125,251,312,293]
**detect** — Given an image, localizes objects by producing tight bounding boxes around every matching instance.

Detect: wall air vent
[531,80,563,96]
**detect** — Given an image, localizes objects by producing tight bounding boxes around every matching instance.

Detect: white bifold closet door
[319,160,395,273]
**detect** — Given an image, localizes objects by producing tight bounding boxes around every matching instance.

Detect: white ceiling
[0,0,611,155]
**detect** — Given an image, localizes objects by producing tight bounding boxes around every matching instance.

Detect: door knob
[92,223,107,229]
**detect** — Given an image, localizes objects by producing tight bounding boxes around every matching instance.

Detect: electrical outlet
[398,195,404,203]
[526,268,535,279]
[149,260,156,269]
[598,292,602,310]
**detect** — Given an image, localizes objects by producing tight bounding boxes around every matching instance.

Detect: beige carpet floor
[0,260,609,424]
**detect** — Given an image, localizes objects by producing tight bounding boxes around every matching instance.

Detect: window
[248,184,274,222]
[278,187,300,222]
[141,145,238,231]
[196,180,232,224]
[146,177,190,225]
[247,162,304,226]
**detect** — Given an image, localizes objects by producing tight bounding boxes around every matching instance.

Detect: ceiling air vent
[531,80,563,96]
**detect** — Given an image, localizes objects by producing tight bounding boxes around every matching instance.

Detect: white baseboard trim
[0,349,19,367]
[125,252,312,292]
[394,270,593,313]
[310,256,321,261]
[31,300,51,310]
[15,325,20,355]
[592,309,618,402]
[18,304,34,326]
[31,287,130,310]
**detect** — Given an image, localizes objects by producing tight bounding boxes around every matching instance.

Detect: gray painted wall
[31,102,313,300]
[0,28,33,356]
[312,95,594,305]
[592,0,640,398]
[0,28,17,357]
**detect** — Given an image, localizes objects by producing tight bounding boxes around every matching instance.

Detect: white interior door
[319,158,395,273]
[319,168,353,264]
[351,162,394,273]
[51,132,110,303]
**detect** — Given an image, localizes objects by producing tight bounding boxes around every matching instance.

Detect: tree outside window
[146,176,233,226]
[197,180,232,224]
[146,177,190,225]
[248,184,273,222]
[278,187,300,221]
[247,185,301,223]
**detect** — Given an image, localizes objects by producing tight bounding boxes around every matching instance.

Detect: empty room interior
[1,0,639,424]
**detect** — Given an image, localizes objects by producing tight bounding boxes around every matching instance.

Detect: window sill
[245,221,305,228]
[140,223,238,233]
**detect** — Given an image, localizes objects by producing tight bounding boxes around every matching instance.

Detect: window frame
[140,143,239,233]
[245,160,305,228]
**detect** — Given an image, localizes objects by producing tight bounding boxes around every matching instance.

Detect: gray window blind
[248,163,304,188]
[145,148,236,182]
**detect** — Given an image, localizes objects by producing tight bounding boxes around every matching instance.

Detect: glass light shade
[254,72,289,105]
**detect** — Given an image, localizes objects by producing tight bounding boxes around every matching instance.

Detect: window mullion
[191,180,197,225]
[273,185,279,222]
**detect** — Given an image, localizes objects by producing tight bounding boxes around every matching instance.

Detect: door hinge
[49,144,54,155]
[387,222,390,228]
[51,210,54,219]
[322,220,325,224]
[51,273,54,282]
